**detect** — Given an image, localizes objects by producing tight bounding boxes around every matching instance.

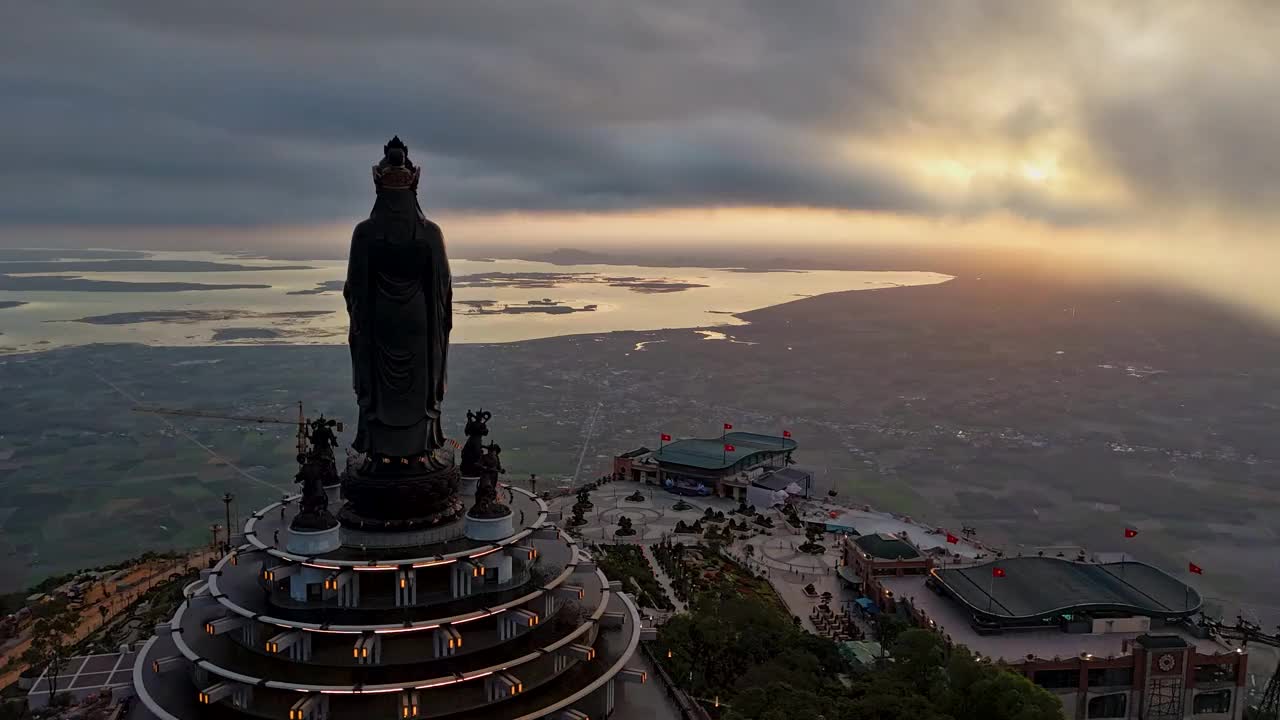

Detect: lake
[0,250,952,351]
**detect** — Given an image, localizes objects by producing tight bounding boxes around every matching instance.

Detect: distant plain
[0,246,1276,631]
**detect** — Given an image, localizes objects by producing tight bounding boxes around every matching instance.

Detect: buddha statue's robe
[344,189,452,459]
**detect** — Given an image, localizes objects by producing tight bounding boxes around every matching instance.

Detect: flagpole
[988,570,994,613]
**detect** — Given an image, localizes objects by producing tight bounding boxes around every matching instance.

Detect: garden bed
[592,544,674,611]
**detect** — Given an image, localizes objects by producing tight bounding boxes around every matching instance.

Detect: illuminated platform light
[290,692,326,720]
[197,682,235,705]
[151,656,184,674]
[563,643,595,661]
[511,609,539,627]
[204,616,246,636]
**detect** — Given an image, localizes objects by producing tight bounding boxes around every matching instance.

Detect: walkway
[642,544,687,614]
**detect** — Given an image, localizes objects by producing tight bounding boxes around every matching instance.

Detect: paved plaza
[549,482,852,633]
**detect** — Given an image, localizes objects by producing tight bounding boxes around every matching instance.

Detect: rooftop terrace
[933,557,1202,623]
[653,432,795,471]
[878,575,1234,664]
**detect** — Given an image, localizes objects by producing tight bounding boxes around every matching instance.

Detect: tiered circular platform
[132,483,646,720]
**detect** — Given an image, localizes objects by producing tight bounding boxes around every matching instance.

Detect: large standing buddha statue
[338,137,462,531]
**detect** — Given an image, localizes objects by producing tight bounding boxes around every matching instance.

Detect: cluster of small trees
[568,488,592,527]
[651,540,695,603]
[673,519,703,534]
[781,504,803,528]
[798,526,826,554]
[658,588,1062,720]
[591,544,674,610]
[21,600,78,704]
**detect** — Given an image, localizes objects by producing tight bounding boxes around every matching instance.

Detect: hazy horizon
[3,2,1279,322]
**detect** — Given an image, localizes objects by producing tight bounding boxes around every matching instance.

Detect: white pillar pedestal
[464,510,515,542]
[286,524,341,555]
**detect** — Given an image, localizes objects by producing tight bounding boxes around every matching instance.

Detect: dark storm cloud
[0,1,1271,228]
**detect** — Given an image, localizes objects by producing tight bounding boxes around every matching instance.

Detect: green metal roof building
[649,432,798,500]
[652,432,796,471]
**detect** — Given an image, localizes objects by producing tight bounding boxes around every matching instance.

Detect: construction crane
[1197,614,1280,718]
[132,402,342,461]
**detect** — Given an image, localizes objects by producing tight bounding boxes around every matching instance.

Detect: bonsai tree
[615,516,636,536]
[799,526,826,554]
[576,488,593,509]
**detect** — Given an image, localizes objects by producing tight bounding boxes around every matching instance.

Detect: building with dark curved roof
[613,432,806,501]
[843,532,1248,719]
[931,557,1203,631]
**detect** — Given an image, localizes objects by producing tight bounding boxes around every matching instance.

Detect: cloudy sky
[2,2,1278,313]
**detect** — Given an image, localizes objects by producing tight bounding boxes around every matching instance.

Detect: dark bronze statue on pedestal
[471,442,511,519]
[460,409,491,477]
[291,417,340,531]
[338,137,462,531]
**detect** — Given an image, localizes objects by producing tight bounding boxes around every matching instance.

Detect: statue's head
[372,135,421,191]
[465,409,491,436]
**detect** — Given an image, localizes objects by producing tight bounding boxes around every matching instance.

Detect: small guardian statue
[471,442,510,518]
[460,409,491,477]
[291,418,341,531]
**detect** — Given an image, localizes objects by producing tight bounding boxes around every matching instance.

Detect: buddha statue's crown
[372,135,421,191]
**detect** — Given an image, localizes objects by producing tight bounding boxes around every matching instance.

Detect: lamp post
[221,492,234,557]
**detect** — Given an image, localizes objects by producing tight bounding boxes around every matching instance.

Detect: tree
[727,683,846,720]
[874,615,908,648]
[847,677,952,720]
[941,649,1062,720]
[890,629,947,694]
[23,604,77,704]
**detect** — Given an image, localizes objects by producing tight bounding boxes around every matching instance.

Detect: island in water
[64,309,335,325]
[457,298,598,316]
[286,280,347,296]
[454,270,708,294]
[0,275,270,293]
